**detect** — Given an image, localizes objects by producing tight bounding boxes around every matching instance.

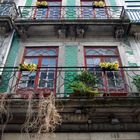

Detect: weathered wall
[2,132,140,140]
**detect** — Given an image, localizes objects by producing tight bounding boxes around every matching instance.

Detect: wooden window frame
[84,46,127,96]
[17,47,59,95]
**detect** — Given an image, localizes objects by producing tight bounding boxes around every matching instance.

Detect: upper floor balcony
[0,2,18,32]
[0,66,140,132]
[126,9,140,23]
[125,9,140,38]
[15,6,130,38]
[16,6,128,25]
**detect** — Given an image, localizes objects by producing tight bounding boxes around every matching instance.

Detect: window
[18,47,58,93]
[35,0,62,19]
[81,0,107,19]
[84,47,127,96]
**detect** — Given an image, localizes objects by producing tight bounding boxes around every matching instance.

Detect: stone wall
[2,133,140,140]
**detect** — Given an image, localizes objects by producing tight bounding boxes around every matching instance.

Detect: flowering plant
[99,61,119,70]
[93,1,105,8]
[19,63,37,71]
[36,1,48,7]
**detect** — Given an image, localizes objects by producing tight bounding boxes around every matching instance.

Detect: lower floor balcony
[0,66,140,97]
[0,67,140,132]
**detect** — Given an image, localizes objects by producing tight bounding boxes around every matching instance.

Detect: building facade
[0,0,140,139]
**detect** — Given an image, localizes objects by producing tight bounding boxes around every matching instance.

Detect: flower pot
[37,6,48,8]
[93,5,104,8]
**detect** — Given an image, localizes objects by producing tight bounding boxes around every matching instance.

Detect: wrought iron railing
[126,9,140,23]
[0,2,18,20]
[18,6,125,20]
[0,67,140,98]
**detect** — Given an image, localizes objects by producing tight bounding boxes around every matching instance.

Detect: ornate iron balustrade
[18,6,125,21]
[0,66,140,98]
[0,2,18,20]
[126,9,140,23]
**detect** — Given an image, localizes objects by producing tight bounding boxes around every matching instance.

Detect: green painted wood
[66,0,75,6]
[0,0,33,93]
[0,34,19,93]
[25,0,33,6]
[66,0,76,19]
[64,45,78,96]
[22,0,33,18]
[109,0,116,6]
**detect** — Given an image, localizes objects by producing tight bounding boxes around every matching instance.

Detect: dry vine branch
[22,92,62,135]
[0,93,12,137]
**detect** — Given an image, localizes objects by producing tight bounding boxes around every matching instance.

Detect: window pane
[41,58,56,67]
[19,72,36,88]
[48,2,61,19]
[25,48,57,56]
[86,48,117,56]
[24,58,38,64]
[87,58,101,67]
[38,70,55,88]
[104,57,118,62]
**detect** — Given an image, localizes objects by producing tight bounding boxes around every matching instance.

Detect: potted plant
[93,1,105,8]
[19,63,37,71]
[132,75,140,92]
[69,71,98,97]
[99,61,119,71]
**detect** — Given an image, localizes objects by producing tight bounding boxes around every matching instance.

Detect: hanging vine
[22,92,62,135]
[0,94,12,137]
[0,92,62,139]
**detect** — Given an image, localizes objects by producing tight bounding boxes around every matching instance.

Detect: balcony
[0,66,140,96]
[125,9,140,37]
[0,67,140,132]
[126,9,140,23]
[15,6,130,38]
[0,2,18,32]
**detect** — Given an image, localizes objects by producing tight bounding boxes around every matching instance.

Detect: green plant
[74,71,97,86]
[69,71,98,96]
[132,75,140,92]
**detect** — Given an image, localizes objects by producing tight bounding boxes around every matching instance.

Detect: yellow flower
[41,1,48,6]
[36,1,41,6]
[94,1,99,7]
[99,62,119,70]
[98,1,105,7]
[19,63,37,71]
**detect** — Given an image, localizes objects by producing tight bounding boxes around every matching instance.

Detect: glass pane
[81,2,93,19]
[87,58,101,66]
[104,57,118,62]
[48,2,61,19]
[38,58,56,88]
[25,48,57,56]
[35,8,48,20]
[19,72,36,88]
[106,71,125,90]
[96,71,104,88]
[86,48,117,56]
[95,8,107,19]
[38,70,55,88]
[24,58,38,64]
[41,58,56,67]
